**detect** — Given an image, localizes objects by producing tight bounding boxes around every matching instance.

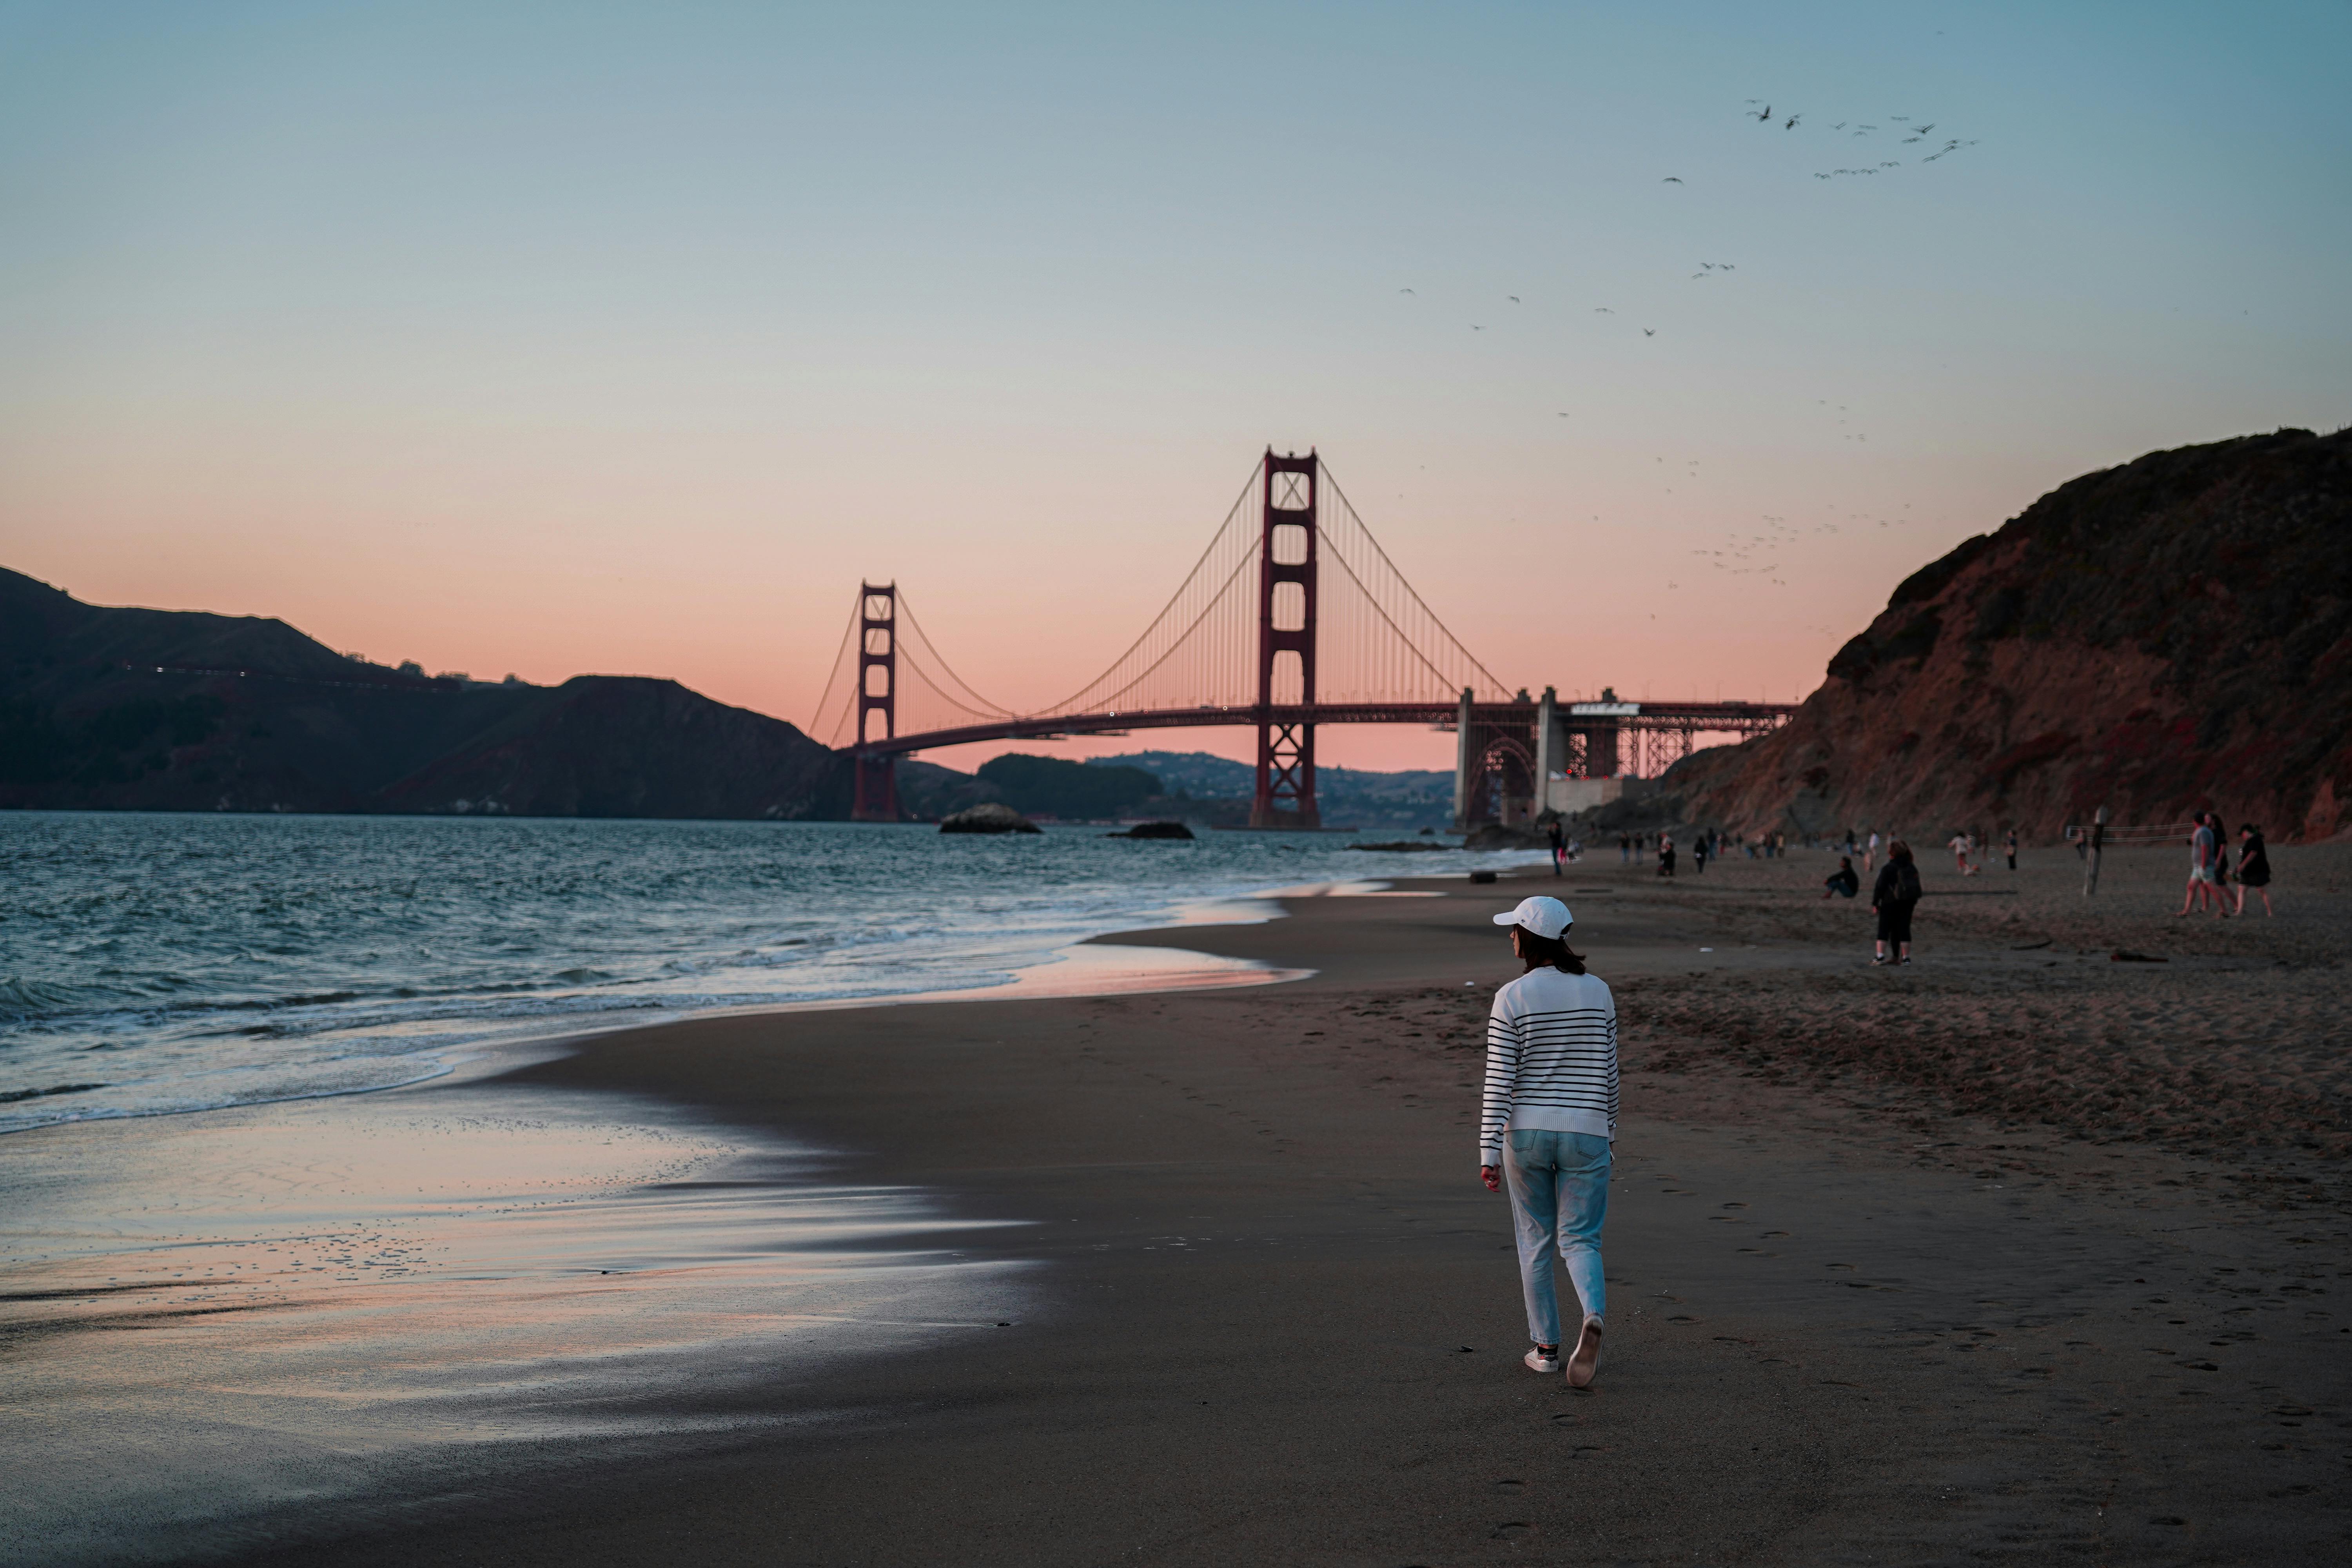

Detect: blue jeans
[1503,1129,1610,1346]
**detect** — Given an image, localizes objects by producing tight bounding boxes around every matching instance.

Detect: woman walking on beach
[1479,896,1616,1389]
[1871,840,1921,965]
[2234,824,2273,916]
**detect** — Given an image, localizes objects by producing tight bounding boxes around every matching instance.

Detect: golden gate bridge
[811,450,1798,828]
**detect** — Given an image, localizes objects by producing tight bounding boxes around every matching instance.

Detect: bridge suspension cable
[811,453,1514,750]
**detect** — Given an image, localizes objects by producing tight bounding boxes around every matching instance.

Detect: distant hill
[1665,427,2352,842]
[0,568,846,818]
[1084,749,1455,829]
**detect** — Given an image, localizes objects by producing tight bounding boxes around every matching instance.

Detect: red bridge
[813,450,1798,828]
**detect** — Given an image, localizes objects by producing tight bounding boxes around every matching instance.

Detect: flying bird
[1472,325,1484,331]
[1508,295,1520,303]
[1784,114,1800,129]
[1662,176,1684,183]
[1399,287,1414,294]
[1593,307,1613,314]
[1643,328,1656,336]
[1753,103,1772,121]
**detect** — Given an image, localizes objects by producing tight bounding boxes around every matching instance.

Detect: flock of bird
[1385,94,1962,590]
[1403,97,1978,341]
[1730,99,1980,180]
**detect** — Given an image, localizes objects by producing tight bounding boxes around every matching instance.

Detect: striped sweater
[1479,966,1619,1163]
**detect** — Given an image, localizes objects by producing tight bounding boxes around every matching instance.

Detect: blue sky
[4,1,2346,767]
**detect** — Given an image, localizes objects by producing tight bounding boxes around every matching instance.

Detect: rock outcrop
[938,802,1042,834]
[1677,427,2352,841]
[1106,821,1195,839]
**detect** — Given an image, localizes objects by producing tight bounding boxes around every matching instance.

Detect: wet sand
[196,844,2349,1566]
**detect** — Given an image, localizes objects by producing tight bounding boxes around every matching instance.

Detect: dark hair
[2241,823,2260,835]
[1517,926,1588,975]
[1888,839,1913,862]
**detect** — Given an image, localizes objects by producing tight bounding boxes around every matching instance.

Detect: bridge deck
[856,701,1799,757]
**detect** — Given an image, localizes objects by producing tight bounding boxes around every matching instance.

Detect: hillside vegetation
[1668,427,2352,841]
[0,569,843,818]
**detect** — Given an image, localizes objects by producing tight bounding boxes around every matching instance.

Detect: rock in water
[1107,821,1194,840]
[939,802,1042,835]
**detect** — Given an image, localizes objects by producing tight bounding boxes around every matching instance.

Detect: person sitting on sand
[1479,895,1616,1389]
[1871,840,1921,965]
[1822,856,1859,899]
[2234,824,2273,916]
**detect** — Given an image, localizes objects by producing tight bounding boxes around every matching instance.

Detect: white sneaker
[1524,1346,1561,1374]
[1568,1316,1604,1388]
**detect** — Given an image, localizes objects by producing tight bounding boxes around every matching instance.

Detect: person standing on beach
[2005,828,2018,871]
[1478,895,1616,1389]
[1657,833,1677,877]
[1546,818,1566,877]
[1864,830,1880,877]
[1693,833,1708,874]
[1871,840,1921,965]
[2234,824,2274,916]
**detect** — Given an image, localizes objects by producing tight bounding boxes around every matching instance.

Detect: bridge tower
[1251,449,1320,829]
[851,581,902,822]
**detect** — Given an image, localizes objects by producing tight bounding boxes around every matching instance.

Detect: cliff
[1675,426,2352,841]
[0,569,846,818]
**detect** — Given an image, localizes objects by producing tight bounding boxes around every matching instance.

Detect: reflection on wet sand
[1,1075,1035,1563]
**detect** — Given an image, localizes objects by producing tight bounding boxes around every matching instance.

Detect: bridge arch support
[1252,449,1319,829]
[851,581,902,822]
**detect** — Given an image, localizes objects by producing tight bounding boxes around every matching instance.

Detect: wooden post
[2082,804,2108,897]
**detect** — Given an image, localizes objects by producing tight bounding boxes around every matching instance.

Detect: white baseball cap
[1492,895,1573,940]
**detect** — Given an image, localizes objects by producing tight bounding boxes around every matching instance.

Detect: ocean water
[1,811,1533,1134]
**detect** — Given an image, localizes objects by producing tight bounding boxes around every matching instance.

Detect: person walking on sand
[2234,824,2273,916]
[1949,831,1975,877]
[2005,828,2018,872]
[1864,830,1880,877]
[1478,895,1617,1388]
[1871,840,1921,965]
[1693,833,1709,875]
[2178,811,2227,918]
[1547,818,1566,878]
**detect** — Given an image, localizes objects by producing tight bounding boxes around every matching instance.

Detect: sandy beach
[12,844,2350,1565]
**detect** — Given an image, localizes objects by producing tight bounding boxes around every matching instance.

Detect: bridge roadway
[855,698,1797,758]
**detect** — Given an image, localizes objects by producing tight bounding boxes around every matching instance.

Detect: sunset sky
[5,1,2347,772]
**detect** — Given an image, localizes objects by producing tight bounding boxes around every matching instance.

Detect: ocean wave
[2,815,1536,1136]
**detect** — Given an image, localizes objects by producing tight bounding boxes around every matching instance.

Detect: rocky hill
[1669,426,2352,842]
[0,568,846,817]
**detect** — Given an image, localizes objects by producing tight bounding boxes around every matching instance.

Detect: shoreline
[12,849,2349,1564]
